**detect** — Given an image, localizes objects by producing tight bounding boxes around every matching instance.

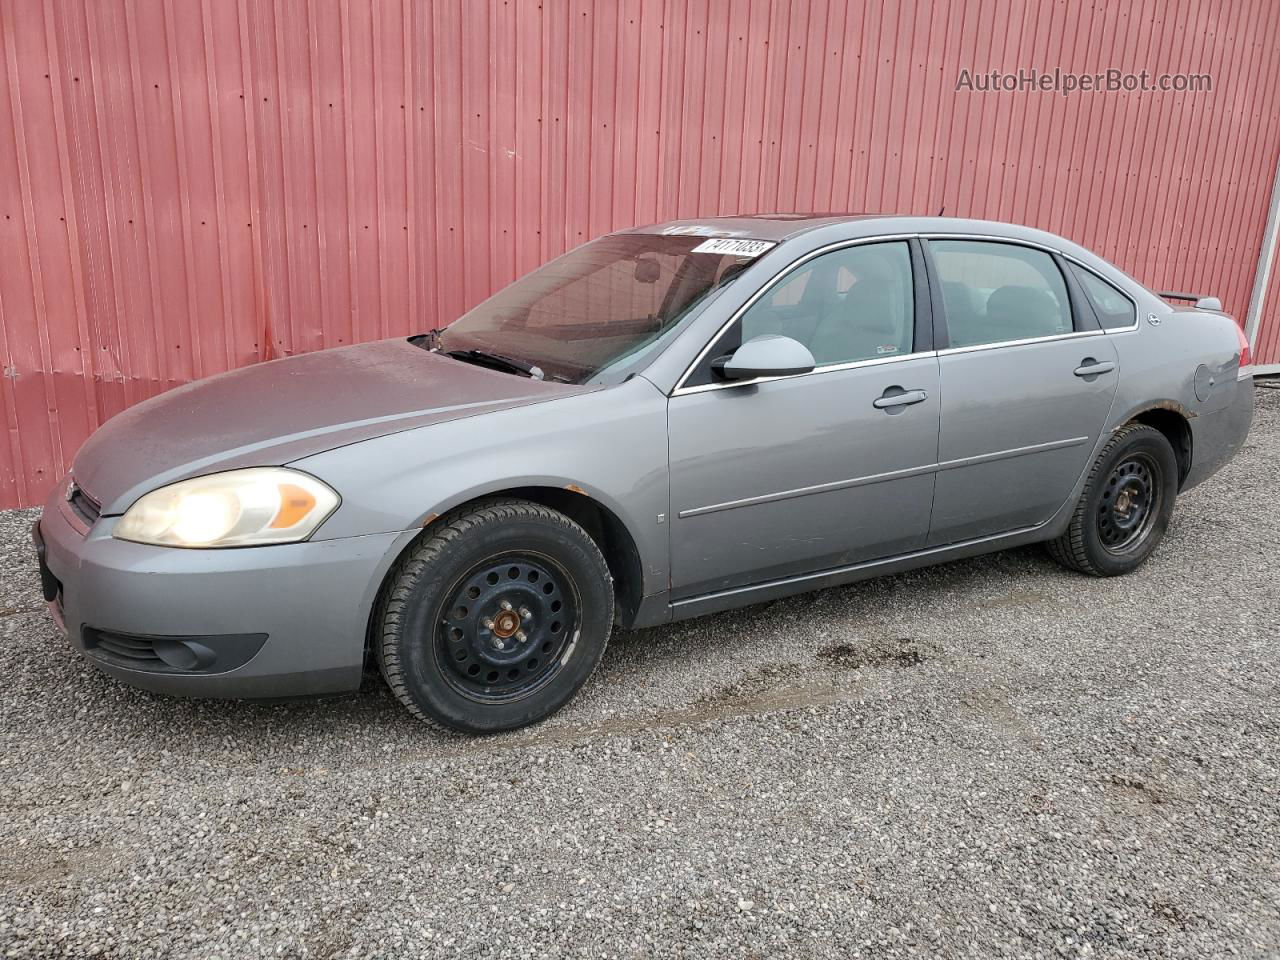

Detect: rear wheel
[377,498,613,733]
[1046,423,1178,577]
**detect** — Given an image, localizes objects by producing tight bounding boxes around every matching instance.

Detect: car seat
[984,284,1066,341]
[807,253,909,364]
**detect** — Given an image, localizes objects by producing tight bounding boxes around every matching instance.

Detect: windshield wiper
[445,349,546,381]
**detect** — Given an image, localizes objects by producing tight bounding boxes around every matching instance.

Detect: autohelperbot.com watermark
[956,67,1212,97]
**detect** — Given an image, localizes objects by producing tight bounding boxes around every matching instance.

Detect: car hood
[73,338,587,515]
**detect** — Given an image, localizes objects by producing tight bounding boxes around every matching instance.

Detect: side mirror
[712,334,816,381]
[1195,296,1223,312]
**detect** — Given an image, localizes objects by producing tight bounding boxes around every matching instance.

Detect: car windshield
[434,234,757,384]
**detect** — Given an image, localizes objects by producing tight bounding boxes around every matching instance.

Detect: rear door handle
[1073,359,1116,378]
[873,388,929,410]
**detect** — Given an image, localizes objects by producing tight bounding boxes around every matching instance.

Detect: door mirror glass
[713,335,816,381]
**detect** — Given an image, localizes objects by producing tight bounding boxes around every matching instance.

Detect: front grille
[67,483,101,527]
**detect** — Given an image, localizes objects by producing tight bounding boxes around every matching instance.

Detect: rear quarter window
[1068,264,1137,329]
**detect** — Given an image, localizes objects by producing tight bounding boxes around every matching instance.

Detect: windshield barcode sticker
[690,237,776,258]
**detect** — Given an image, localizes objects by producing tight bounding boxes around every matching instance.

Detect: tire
[376,498,614,733]
[1046,423,1179,577]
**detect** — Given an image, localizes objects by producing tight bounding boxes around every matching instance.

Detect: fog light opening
[151,638,216,671]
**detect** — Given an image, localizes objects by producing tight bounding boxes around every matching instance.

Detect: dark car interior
[739,243,914,365]
[933,241,1074,347]
[943,281,1069,346]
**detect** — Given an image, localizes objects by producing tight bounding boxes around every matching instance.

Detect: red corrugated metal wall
[2,0,1279,508]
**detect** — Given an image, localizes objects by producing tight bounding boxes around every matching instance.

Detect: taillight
[1236,324,1252,368]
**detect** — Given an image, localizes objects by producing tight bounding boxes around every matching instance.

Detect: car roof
[624,214,1119,272]
[624,213,885,242]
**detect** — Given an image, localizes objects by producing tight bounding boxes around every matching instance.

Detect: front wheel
[1046,423,1179,577]
[377,498,614,733]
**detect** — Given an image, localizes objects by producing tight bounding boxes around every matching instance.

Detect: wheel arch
[1122,403,1193,489]
[364,484,649,660]
[488,485,646,630]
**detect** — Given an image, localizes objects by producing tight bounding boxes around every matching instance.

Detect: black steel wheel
[1047,422,1179,577]
[1096,452,1162,555]
[436,552,580,704]
[377,498,613,733]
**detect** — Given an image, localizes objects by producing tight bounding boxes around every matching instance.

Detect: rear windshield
[435,234,758,384]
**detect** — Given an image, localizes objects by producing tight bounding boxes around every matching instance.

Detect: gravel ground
[1,391,1278,959]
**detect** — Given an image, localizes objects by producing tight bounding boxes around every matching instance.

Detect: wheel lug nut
[483,618,495,630]
[516,630,527,643]
[500,600,514,611]
[519,607,532,620]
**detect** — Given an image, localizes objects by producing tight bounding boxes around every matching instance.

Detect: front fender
[293,378,672,600]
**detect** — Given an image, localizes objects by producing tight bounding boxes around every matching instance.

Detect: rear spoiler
[1158,290,1223,311]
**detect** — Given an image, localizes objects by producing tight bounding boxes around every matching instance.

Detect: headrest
[986,285,1058,323]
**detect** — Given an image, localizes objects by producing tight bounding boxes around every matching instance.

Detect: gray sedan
[34,215,1254,732]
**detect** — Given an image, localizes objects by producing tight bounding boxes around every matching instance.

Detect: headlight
[114,468,340,548]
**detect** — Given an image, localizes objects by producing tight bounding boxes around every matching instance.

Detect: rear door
[924,238,1120,546]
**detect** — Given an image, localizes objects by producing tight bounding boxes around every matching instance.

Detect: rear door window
[930,240,1073,347]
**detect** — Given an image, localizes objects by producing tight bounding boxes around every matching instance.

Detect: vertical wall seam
[303,0,332,346]
[85,2,136,405]
[268,0,299,354]
[402,0,418,333]
[370,0,389,341]
[338,0,359,345]
[0,10,30,499]
[159,0,206,380]
[234,0,269,361]
[122,0,171,384]
[198,0,236,372]
[40,0,100,439]
[7,4,68,474]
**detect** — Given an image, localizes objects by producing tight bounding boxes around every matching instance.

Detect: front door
[667,240,940,599]
[924,239,1120,546]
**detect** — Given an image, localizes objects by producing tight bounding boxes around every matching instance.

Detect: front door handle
[1073,358,1116,378]
[873,387,929,410]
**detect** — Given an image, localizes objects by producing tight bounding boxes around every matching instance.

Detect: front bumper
[36,487,415,698]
